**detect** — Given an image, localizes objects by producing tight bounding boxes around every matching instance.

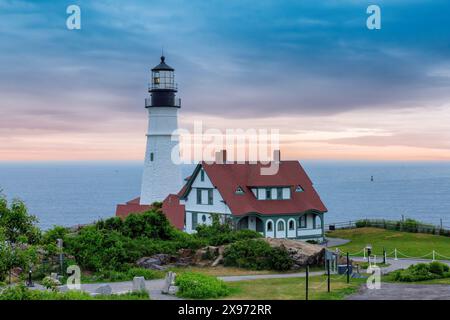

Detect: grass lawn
[223,275,365,300]
[79,266,326,283]
[327,227,450,258]
[168,265,324,277]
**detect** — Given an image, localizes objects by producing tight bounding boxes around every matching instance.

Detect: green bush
[175,272,231,299]
[91,268,163,282]
[223,239,292,271]
[391,262,450,282]
[354,218,446,236]
[42,226,69,245]
[0,285,149,300]
[195,215,261,246]
[95,210,175,240]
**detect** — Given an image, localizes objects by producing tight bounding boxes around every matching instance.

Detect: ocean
[0,161,449,230]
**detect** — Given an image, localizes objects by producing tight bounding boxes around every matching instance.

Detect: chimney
[215,149,227,164]
[273,150,281,163]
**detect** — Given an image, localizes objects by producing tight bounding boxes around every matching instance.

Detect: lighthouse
[139,56,182,205]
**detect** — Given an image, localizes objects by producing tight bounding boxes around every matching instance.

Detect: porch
[234,211,325,240]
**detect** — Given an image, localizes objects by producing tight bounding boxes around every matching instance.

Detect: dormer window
[295,185,304,192]
[235,186,244,194]
[252,187,291,200]
[265,188,272,199]
[200,169,205,182]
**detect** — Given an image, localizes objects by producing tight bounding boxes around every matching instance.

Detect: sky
[1,0,450,161]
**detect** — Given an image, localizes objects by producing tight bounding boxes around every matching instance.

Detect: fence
[325,218,450,236]
[335,247,450,262]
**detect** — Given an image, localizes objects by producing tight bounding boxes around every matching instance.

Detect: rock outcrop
[264,238,326,269]
[136,239,326,270]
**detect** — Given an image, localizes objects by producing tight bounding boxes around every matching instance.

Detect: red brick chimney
[215,149,227,164]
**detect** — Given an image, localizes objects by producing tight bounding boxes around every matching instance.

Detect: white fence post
[394,248,398,260]
[432,250,436,261]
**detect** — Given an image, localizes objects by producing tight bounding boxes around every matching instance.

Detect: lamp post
[26,269,34,287]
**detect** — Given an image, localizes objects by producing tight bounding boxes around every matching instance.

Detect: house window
[192,213,198,229]
[201,215,207,223]
[150,153,154,162]
[289,220,295,230]
[196,189,202,204]
[265,188,272,200]
[299,215,307,228]
[267,221,273,232]
[277,188,283,200]
[277,221,284,231]
[295,185,304,192]
[208,189,213,205]
[200,169,205,182]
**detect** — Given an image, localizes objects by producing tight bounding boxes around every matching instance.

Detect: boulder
[95,284,112,295]
[136,254,174,270]
[162,271,177,295]
[168,285,179,295]
[132,277,147,292]
[264,238,325,267]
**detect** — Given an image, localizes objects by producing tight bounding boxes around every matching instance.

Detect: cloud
[1,0,450,160]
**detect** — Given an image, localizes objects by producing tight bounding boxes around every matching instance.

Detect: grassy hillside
[327,227,450,259]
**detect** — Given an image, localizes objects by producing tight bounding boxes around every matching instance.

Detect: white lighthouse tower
[140,56,182,205]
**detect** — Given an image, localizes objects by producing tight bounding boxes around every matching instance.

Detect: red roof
[181,161,327,216]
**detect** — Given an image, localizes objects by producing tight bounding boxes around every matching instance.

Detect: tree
[0,196,41,282]
[0,196,41,244]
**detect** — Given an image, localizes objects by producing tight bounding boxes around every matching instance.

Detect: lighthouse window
[150,153,154,161]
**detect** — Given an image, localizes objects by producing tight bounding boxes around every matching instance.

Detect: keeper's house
[117,152,327,241]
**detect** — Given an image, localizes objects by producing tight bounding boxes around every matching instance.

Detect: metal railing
[148,82,178,91]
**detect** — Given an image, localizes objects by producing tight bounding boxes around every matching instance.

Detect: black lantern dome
[147,56,180,108]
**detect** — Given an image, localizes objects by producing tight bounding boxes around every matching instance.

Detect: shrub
[175,272,231,299]
[429,261,449,276]
[355,220,368,228]
[92,268,163,282]
[195,215,261,246]
[223,239,292,271]
[41,276,61,291]
[391,262,450,282]
[0,285,149,300]
[42,226,69,245]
